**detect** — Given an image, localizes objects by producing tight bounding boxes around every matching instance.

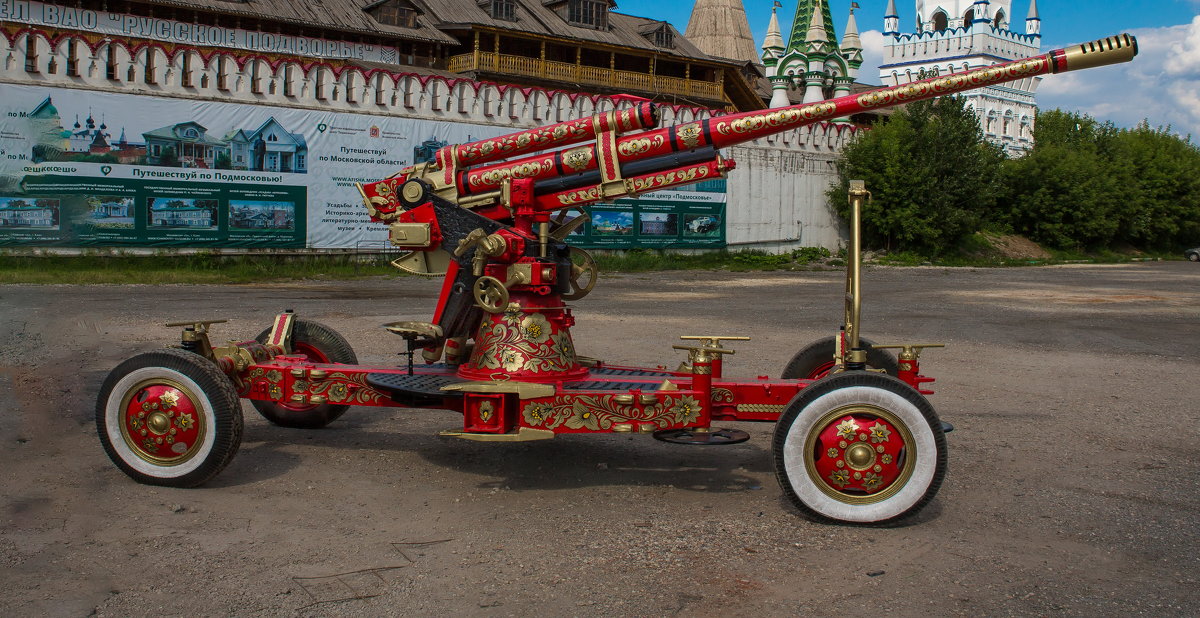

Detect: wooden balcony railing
[448,52,727,103]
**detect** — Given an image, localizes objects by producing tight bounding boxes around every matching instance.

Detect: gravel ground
[1,262,1197,616]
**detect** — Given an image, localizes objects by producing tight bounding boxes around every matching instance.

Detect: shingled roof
[131,0,458,44]
[684,0,758,64]
[421,0,714,62]
[130,0,720,64]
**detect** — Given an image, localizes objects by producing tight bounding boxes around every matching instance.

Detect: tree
[1000,110,1200,250]
[1110,122,1200,248]
[1000,110,1127,249]
[214,153,232,170]
[158,146,179,167]
[829,97,1005,255]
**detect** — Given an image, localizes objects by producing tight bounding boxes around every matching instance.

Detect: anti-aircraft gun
[354,34,1138,372]
[95,35,1137,525]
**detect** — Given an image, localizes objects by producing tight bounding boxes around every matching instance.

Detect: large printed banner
[0,84,509,248]
[569,180,727,249]
[0,85,726,249]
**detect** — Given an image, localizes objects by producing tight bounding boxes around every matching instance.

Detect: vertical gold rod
[847,180,867,354]
[538,221,549,258]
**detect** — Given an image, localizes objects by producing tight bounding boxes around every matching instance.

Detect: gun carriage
[96,35,1137,524]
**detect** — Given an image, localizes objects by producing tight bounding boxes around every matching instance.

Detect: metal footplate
[365,371,469,406]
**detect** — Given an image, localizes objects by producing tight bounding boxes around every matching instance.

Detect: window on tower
[963,9,974,25]
[932,10,948,32]
[993,10,1006,30]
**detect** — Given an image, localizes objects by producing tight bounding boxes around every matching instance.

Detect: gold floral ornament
[303,372,387,405]
[881,453,894,465]
[676,123,703,149]
[561,147,593,172]
[670,396,702,424]
[499,349,523,372]
[500,306,524,326]
[522,395,693,431]
[328,383,350,402]
[142,437,159,453]
[129,417,144,431]
[555,186,603,206]
[175,413,195,431]
[522,402,552,426]
[521,314,551,345]
[827,447,839,458]
[862,472,883,491]
[566,400,600,430]
[472,313,577,374]
[836,418,860,440]
[828,469,851,488]
[265,370,283,383]
[710,388,735,404]
[159,390,180,408]
[869,422,891,444]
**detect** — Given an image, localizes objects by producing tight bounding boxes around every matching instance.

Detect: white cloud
[1165,15,1200,76]
[1039,21,1200,139]
[858,29,886,85]
[853,21,1200,140]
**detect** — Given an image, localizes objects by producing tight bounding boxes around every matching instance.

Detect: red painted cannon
[96,35,1137,524]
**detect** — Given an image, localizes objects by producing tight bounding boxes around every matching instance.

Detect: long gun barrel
[360,34,1137,220]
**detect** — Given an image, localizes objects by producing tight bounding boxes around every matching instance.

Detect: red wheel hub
[120,381,205,465]
[809,407,913,501]
[292,342,330,363]
[807,360,835,379]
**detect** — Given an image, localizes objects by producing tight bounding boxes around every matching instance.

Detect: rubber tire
[253,319,358,428]
[1187,251,1200,262]
[773,371,947,525]
[781,336,899,379]
[96,348,243,487]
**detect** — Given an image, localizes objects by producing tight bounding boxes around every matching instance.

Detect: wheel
[96,348,243,487]
[781,335,899,379]
[773,372,947,525]
[473,276,509,313]
[1187,251,1200,262]
[562,247,598,301]
[253,319,357,428]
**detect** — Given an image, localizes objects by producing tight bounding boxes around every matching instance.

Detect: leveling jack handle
[165,319,228,358]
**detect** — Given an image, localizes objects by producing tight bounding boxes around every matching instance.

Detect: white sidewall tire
[103,367,217,479]
[780,383,940,523]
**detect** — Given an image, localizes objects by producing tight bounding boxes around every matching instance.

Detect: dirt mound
[979,232,1052,260]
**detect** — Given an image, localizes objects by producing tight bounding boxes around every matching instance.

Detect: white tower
[880,1,1042,154]
[1026,0,1040,36]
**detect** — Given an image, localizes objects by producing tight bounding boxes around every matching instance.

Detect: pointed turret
[841,5,862,54]
[764,4,791,109]
[1026,0,1041,36]
[763,5,784,52]
[802,0,829,104]
[685,0,759,64]
[805,0,829,49]
[883,0,899,37]
[787,0,837,53]
[972,0,991,24]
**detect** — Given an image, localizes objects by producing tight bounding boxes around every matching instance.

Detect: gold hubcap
[845,442,876,470]
[119,378,205,467]
[147,412,170,435]
[804,404,917,505]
